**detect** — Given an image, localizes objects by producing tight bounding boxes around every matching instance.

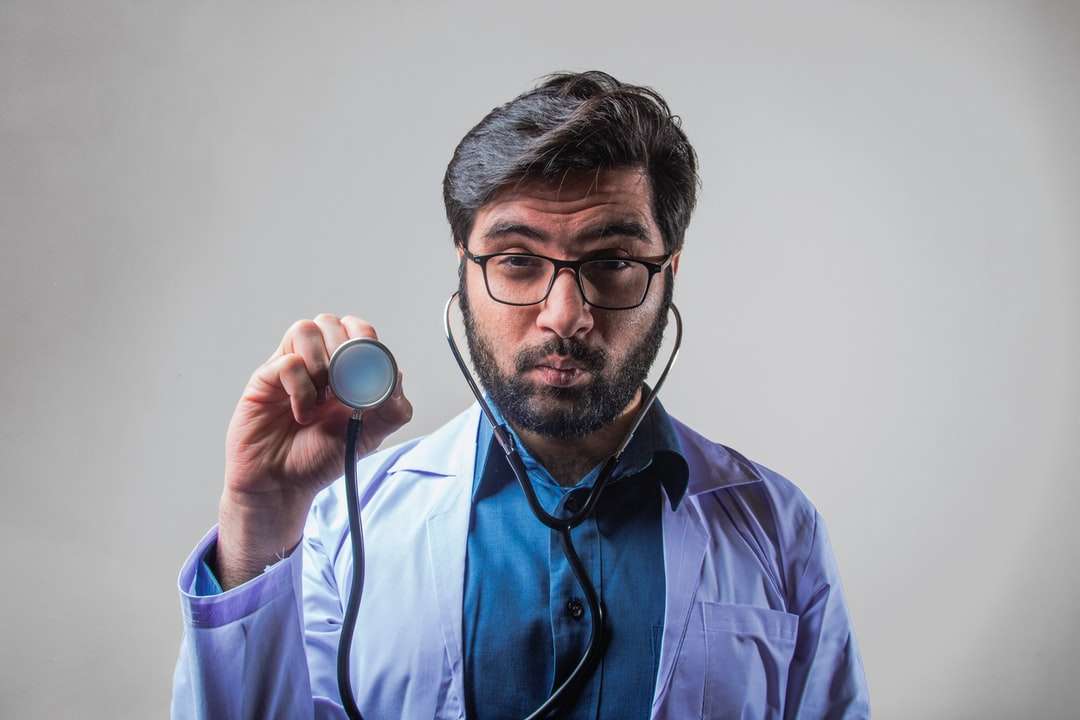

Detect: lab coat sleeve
[783,511,871,719]
[171,524,348,720]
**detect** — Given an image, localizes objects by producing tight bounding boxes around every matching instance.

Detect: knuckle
[280,353,307,374]
[343,316,377,336]
[289,318,320,337]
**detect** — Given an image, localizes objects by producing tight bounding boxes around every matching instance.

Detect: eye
[498,255,545,269]
[586,259,633,273]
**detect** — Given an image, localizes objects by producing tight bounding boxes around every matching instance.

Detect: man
[172,71,870,719]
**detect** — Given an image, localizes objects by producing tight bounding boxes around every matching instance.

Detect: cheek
[589,313,640,358]
[476,304,535,361]
[597,299,664,359]
[475,298,527,334]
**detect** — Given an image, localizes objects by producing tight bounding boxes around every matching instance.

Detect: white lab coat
[172,403,869,718]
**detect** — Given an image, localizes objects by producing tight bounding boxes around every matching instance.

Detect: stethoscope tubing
[338,412,368,720]
[336,294,682,719]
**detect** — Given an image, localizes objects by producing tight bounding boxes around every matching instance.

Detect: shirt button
[567,598,585,620]
[565,489,587,513]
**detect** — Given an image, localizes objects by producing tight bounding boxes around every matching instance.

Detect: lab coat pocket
[701,601,799,720]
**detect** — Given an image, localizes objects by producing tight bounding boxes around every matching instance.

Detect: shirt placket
[547,487,603,719]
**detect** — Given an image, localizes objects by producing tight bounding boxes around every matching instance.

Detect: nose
[536,268,593,339]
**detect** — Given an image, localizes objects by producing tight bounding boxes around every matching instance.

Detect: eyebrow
[481,219,653,245]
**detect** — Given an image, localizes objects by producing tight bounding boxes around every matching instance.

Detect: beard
[459,269,672,440]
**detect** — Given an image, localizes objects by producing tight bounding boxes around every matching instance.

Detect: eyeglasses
[462,247,673,310]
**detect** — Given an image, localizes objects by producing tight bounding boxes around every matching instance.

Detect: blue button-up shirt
[463,399,688,719]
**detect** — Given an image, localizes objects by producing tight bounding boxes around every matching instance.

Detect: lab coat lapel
[416,404,480,717]
[650,416,767,713]
[427,495,470,717]
[651,494,708,712]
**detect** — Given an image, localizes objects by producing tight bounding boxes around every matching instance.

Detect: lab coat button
[567,598,585,620]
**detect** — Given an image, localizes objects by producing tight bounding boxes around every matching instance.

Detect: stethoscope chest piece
[328,338,398,411]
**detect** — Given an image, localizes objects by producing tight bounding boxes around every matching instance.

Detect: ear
[455,242,465,261]
[671,251,681,277]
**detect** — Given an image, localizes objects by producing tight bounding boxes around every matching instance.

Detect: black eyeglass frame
[461,247,674,311]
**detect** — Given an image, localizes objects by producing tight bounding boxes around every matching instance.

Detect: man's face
[458,166,680,439]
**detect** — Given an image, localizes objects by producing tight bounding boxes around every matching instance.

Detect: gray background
[2,1,1078,718]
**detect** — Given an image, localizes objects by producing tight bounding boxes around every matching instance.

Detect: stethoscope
[326,292,683,720]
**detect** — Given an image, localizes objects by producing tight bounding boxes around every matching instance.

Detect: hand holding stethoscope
[215,316,413,590]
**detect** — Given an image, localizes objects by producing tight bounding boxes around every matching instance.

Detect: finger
[365,370,412,436]
[253,353,319,425]
[340,315,378,341]
[283,319,331,395]
[313,313,349,355]
[313,314,349,402]
[267,318,303,363]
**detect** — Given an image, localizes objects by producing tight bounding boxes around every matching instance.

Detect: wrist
[216,488,311,589]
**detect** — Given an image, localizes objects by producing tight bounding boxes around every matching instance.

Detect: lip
[536,356,582,371]
[531,364,588,387]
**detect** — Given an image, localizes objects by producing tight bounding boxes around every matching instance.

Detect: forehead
[469,167,661,251]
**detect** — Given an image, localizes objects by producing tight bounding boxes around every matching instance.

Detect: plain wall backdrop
[2,1,1078,717]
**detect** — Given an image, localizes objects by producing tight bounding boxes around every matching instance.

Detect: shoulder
[669,414,823,589]
[669,413,819,522]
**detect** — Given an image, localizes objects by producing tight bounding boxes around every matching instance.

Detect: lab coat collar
[668,413,767,495]
[388,402,764,497]
[385,404,481,479]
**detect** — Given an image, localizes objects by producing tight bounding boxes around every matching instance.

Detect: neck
[508,387,645,487]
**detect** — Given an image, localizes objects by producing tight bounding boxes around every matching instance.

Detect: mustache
[514,337,607,374]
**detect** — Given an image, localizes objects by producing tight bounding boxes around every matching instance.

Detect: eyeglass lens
[484,255,651,308]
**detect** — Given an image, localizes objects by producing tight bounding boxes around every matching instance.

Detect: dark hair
[442,71,699,254]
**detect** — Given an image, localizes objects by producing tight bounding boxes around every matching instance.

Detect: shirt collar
[474,391,690,511]
[386,402,765,499]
